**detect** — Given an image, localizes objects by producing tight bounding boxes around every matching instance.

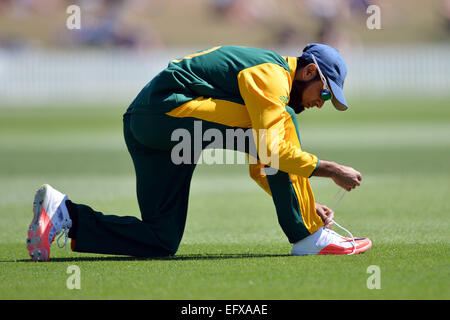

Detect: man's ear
[300,63,318,82]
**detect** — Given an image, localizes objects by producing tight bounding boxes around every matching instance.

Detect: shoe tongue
[319,228,345,246]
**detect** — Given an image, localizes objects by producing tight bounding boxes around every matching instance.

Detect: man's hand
[315,203,334,229]
[331,165,362,191]
[312,160,362,191]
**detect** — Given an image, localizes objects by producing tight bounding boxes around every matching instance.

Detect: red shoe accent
[27,207,54,262]
[318,238,372,255]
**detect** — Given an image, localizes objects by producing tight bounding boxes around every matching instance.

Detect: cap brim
[328,78,348,111]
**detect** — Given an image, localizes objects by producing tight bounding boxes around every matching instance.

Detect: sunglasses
[311,54,332,101]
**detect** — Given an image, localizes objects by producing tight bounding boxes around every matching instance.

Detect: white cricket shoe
[291,226,372,256]
[26,184,72,262]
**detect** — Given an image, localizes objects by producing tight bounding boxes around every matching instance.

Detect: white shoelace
[56,227,70,251]
[55,204,71,251]
[329,189,357,255]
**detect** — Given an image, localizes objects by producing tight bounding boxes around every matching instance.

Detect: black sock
[66,200,78,239]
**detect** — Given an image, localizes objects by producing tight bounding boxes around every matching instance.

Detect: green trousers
[70,107,315,256]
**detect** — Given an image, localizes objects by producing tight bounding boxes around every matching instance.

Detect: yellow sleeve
[237,63,318,177]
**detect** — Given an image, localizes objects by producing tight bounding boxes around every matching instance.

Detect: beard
[288,77,319,114]
[288,80,307,114]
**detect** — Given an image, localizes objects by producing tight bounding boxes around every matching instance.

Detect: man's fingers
[325,217,335,229]
[325,220,334,229]
[317,204,335,229]
[315,207,325,220]
[323,207,335,229]
[327,210,334,221]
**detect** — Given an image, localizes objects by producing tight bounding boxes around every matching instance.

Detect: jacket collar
[283,56,297,84]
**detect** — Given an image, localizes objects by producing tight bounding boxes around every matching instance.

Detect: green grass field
[0,97,449,299]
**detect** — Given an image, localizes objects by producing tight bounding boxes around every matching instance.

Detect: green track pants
[70,107,318,256]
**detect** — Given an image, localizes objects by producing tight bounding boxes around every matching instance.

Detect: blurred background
[0,0,449,299]
[0,0,449,105]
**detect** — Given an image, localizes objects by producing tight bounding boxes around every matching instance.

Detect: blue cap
[301,43,348,111]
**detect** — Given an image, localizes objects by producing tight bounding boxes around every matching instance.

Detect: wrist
[330,162,343,179]
[314,160,341,178]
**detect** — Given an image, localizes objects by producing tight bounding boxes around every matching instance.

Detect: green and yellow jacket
[126,45,319,182]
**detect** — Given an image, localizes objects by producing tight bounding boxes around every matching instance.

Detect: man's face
[289,78,325,114]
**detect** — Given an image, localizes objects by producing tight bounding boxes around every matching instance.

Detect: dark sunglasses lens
[321,90,332,101]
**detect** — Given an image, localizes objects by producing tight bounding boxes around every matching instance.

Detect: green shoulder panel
[126,46,290,115]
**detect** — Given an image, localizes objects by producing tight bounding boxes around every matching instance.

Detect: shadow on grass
[4,253,291,263]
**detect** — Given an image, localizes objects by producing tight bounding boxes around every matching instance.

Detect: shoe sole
[318,238,372,255]
[27,185,50,262]
[291,238,373,256]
